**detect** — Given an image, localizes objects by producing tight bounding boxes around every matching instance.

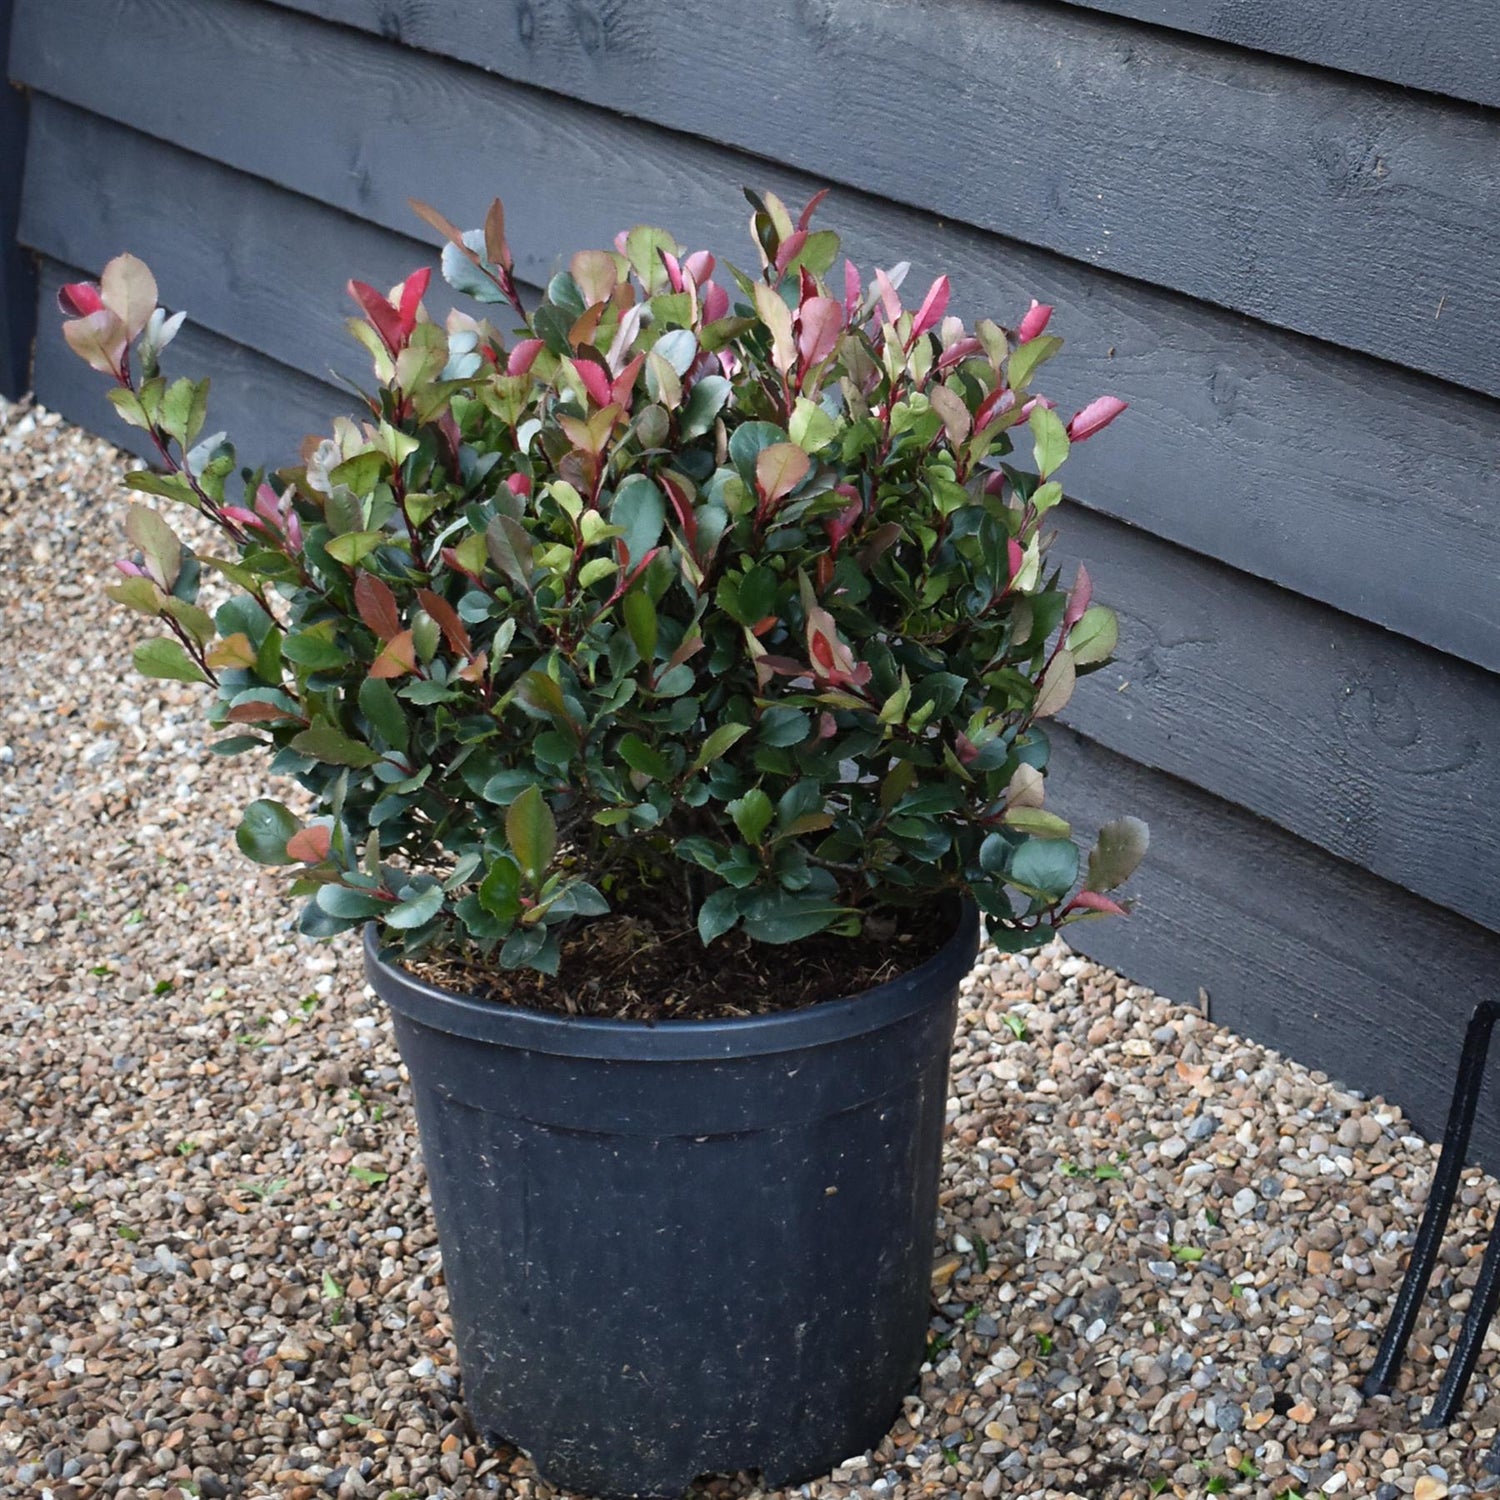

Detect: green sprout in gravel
[57,189,1143,984]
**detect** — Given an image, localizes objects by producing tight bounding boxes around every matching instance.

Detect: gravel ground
[3,393,1500,1500]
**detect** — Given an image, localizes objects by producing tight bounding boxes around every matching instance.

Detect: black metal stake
[1364,1000,1500,1423]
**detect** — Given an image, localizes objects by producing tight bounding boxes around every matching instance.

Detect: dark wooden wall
[9,0,1500,1155]
[0,0,35,397]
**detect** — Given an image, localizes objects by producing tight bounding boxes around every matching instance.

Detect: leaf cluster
[63,189,1144,979]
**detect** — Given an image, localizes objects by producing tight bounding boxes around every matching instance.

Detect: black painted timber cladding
[9,0,1500,1157]
[0,0,35,397]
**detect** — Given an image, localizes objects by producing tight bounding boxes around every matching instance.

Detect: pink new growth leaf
[1017,300,1053,343]
[911,276,950,338]
[1067,395,1128,441]
[797,297,844,369]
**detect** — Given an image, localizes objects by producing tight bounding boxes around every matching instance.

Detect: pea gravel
[3,393,1499,1500]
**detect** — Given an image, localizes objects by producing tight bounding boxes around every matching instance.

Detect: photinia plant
[60,188,1146,981]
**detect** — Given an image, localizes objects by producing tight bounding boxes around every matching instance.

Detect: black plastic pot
[364,899,980,1500]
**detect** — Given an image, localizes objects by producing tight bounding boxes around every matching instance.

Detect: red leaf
[1063,564,1092,631]
[661,473,698,548]
[1067,395,1128,442]
[702,283,730,323]
[911,275,950,338]
[659,248,684,292]
[1068,890,1129,917]
[683,250,715,286]
[573,357,614,409]
[1018,299,1053,343]
[874,267,903,323]
[398,267,431,335]
[611,353,645,408]
[369,629,417,679]
[797,188,830,231]
[484,197,513,272]
[226,699,305,725]
[773,229,808,277]
[354,573,401,643]
[843,259,862,319]
[416,588,473,656]
[507,338,545,376]
[347,279,404,355]
[797,297,844,368]
[57,281,103,317]
[286,825,332,864]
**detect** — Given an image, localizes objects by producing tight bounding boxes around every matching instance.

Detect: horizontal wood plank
[0,0,36,397]
[1055,502,1500,935]
[1047,0,1500,109]
[19,97,1500,678]
[32,257,355,473]
[1048,728,1500,1166]
[212,0,1500,397]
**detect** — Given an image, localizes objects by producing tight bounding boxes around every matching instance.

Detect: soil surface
[409,903,950,1020]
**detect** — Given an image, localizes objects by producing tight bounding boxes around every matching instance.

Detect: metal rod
[1363,1000,1500,1399]
[1424,1202,1500,1427]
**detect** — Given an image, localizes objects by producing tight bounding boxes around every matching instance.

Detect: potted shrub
[58,188,1144,1499]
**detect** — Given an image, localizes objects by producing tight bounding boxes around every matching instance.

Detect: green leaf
[1002,807,1072,839]
[133,637,208,684]
[478,856,523,922]
[740,889,848,944]
[106,575,167,615]
[1006,333,1062,392]
[291,722,382,767]
[328,450,388,494]
[126,504,182,589]
[358,675,409,752]
[236,799,300,865]
[690,723,749,772]
[697,886,742,945]
[1008,836,1079,901]
[728,421,789,488]
[124,469,198,506]
[623,586,658,664]
[679,374,731,439]
[611,475,666,568]
[160,377,209,449]
[506,783,556,883]
[386,883,443,929]
[1031,650,1076,720]
[619,733,673,781]
[316,884,390,919]
[324,531,386,567]
[1067,605,1118,666]
[789,395,838,452]
[486,515,533,591]
[728,788,774,845]
[282,624,347,672]
[1028,405,1071,479]
[1087,816,1149,892]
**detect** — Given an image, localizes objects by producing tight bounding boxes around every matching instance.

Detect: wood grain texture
[1048,728,1500,1167]
[20,98,478,395]
[224,0,1500,397]
[32,258,356,473]
[1046,0,1500,109]
[0,0,36,397]
[1055,502,1500,935]
[16,76,1500,677]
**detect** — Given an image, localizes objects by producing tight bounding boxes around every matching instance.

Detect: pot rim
[363,897,981,1061]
